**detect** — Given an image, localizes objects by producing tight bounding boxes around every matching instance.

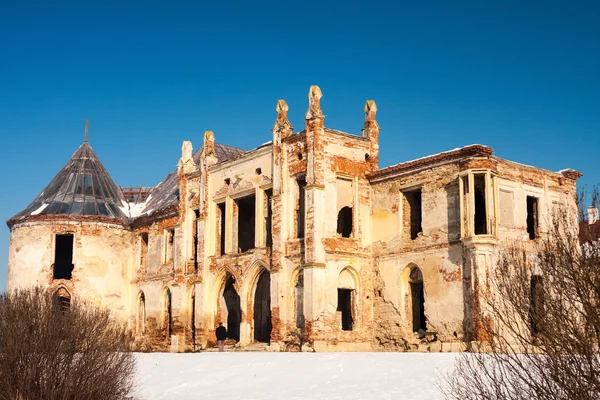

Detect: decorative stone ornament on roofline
[306,85,323,120]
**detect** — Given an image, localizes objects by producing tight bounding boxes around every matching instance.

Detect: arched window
[337,206,353,238]
[337,269,356,331]
[137,292,146,335]
[409,267,426,332]
[54,287,71,313]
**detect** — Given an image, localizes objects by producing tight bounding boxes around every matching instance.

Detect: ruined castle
[6,86,581,352]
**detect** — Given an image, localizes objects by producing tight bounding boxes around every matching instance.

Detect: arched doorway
[253,269,272,343]
[163,288,172,337]
[337,268,356,331]
[220,274,241,341]
[409,267,426,332]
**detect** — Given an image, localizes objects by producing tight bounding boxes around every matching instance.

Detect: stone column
[303,86,327,346]
[268,99,294,346]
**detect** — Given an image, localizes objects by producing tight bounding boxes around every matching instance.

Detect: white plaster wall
[7,221,134,317]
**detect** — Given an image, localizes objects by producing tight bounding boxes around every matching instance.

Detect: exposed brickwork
[7,85,582,353]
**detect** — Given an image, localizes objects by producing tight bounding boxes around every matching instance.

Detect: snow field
[135,352,458,400]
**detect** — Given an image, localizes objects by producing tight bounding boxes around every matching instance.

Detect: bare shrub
[445,206,600,400]
[0,287,136,400]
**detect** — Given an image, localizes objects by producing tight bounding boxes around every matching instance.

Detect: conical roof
[10,141,127,222]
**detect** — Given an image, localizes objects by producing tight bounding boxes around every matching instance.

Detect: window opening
[336,178,354,238]
[164,229,175,264]
[474,174,487,235]
[337,206,353,238]
[410,268,426,332]
[297,178,306,239]
[527,196,539,240]
[193,210,200,270]
[404,189,422,240]
[140,233,149,270]
[138,292,146,334]
[54,288,71,313]
[54,234,74,280]
[218,202,226,255]
[237,195,256,253]
[265,189,273,247]
[337,289,353,331]
[164,288,172,337]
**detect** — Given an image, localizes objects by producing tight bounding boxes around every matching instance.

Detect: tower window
[527,196,539,240]
[54,234,74,280]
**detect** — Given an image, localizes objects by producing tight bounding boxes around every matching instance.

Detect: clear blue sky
[1,1,599,291]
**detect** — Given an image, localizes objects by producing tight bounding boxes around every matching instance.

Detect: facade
[6,86,582,352]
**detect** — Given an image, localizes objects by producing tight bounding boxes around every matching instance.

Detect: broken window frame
[401,187,423,240]
[54,288,71,314]
[53,233,74,280]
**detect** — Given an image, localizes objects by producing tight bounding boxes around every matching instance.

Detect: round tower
[6,123,133,316]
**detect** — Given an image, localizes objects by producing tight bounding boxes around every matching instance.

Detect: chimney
[589,207,598,225]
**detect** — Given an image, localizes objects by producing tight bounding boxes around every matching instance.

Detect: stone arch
[161,287,173,337]
[212,268,242,342]
[243,260,271,343]
[210,267,242,310]
[401,264,426,333]
[137,290,146,335]
[337,267,359,331]
[54,286,71,312]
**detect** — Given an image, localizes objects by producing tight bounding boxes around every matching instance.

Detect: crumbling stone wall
[7,221,134,318]
[7,86,581,353]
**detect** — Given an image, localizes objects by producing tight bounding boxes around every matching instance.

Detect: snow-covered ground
[135,352,458,400]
